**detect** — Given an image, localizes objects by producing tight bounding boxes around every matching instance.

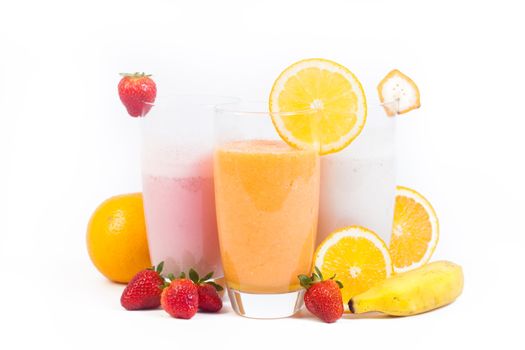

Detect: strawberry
[188,269,223,312]
[118,72,157,117]
[298,267,344,323]
[197,284,222,312]
[161,273,199,319]
[120,262,166,310]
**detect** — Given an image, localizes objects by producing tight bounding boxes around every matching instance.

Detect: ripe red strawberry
[298,267,344,323]
[161,277,199,319]
[188,269,223,312]
[197,284,222,312]
[120,262,165,310]
[118,72,157,117]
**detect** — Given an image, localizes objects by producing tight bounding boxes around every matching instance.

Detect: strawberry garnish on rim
[117,72,157,117]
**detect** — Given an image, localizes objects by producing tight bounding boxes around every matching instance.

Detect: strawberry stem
[298,266,344,289]
[182,268,223,291]
[119,72,152,78]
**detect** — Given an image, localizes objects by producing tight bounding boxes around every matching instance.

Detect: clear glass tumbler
[214,102,320,318]
[141,95,236,278]
[318,101,397,246]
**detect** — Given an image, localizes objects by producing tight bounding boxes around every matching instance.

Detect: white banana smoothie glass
[318,101,397,246]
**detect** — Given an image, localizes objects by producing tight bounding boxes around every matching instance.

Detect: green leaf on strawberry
[202,271,214,281]
[189,268,199,283]
[155,261,164,274]
[298,266,343,289]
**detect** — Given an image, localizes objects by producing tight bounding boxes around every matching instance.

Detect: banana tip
[348,299,355,313]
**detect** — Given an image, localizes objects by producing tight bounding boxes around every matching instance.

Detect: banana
[348,260,463,316]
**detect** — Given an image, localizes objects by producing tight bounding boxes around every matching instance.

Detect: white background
[1,0,524,348]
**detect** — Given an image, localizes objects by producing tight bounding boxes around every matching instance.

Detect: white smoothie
[318,120,396,246]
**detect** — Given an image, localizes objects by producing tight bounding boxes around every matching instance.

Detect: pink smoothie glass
[141,95,236,277]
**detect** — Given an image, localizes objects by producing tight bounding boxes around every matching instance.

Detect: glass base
[227,288,305,319]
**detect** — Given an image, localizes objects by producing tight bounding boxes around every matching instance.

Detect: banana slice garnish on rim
[377,69,421,116]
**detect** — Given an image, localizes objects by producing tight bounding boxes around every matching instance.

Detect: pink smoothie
[142,174,222,277]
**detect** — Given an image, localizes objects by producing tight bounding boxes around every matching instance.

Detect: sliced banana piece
[377,69,421,116]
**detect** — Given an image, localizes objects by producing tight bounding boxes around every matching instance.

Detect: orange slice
[389,186,439,273]
[269,58,367,155]
[377,69,421,116]
[313,226,392,308]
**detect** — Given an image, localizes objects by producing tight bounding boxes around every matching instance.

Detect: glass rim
[215,101,322,117]
[142,94,240,108]
[215,100,400,117]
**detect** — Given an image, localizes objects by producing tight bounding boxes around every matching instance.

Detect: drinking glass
[318,101,397,245]
[214,102,320,318]
[141,95,237,277]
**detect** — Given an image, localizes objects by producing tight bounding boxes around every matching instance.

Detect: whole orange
[86,193,151,283]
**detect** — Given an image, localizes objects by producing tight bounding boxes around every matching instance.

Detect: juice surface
[214,140,320,293]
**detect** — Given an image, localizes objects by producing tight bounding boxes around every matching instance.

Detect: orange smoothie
[214,139,320,294]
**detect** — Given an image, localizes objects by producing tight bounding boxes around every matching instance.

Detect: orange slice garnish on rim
[269,58,367,155]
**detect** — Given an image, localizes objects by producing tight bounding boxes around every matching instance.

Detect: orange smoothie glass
[214,102,320,318]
